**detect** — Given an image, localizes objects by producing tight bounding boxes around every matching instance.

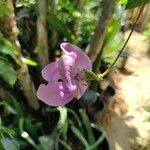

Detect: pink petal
[37,83,74,106]
[42,61,61,82]
[74,80,88,99]
[58,55,77,93]
[60,42,92,71]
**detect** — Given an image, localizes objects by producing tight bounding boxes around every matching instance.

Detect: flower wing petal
[42,61,60,82]
[37,83,74,106]
[60,42,92,70]
[74,80,88,99]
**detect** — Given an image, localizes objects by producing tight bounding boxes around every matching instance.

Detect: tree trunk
[36,0,49,68]
[49,0,57,51]
[0,0,39,110]
[127,4,150,31]
[86,0,116,62]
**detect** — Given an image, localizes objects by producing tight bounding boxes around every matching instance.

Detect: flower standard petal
[60,42,92,71]
[37,83,74,106]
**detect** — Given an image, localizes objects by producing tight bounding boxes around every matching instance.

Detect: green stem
[97,4,145,79]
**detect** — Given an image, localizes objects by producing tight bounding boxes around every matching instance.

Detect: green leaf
[0,58,17,86]
[37,135,54,150]
[67,108,82,128]
[1,138,20,150]
[87,132,106,150]
[0,34,17,60]
[47,13,71,41]
[105,19,121,47]
[0,126,15,137]
[19,118,37,149]
[6,93,24,118]
[103,19,123,59]
[58,139,71,150]
[21,57,38,66]
[0,141,4,150]
[0,101,17,115]
[71,125,89,148]
[79,109,95,145]
[125,0,150,9]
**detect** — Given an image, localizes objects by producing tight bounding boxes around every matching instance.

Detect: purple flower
[37,42,92,106]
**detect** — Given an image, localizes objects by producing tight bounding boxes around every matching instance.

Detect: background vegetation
[0,0,150,149]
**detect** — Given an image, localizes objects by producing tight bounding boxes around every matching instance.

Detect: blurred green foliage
[118,0,150,9]
[0,34,17,59]
[134,137,150,150]
[102,4,125,64]
[53,0,101,45]
[16,0,36,7]
[126,0,150,9]
[0,1,11,17]
[0,95,106,149]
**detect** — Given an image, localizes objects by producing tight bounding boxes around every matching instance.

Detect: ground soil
[97,31,150,150]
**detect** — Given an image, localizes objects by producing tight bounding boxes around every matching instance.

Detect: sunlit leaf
[16,0,36,7]
[24,117,42,138]
[102,17,123,64]
[118,0,128,5]
[58,107,68,142]
[21,57,38,66]
[19,118,37,149]
[0,58,17,86]
[0,34,17,60]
